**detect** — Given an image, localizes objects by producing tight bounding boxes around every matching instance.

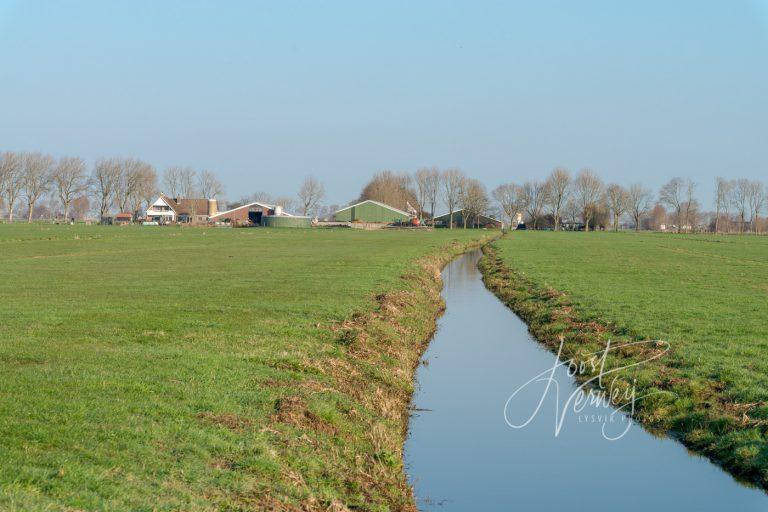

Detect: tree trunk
[27,201,34,223]
[715,207,720,233]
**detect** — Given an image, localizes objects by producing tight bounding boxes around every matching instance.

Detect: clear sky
[1,1,767,207]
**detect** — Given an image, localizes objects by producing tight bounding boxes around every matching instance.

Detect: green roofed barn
[333,200,412,224]
[433,209,504,229]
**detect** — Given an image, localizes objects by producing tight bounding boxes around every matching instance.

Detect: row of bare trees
[162,166,223,202]
[492,169,631,231]
[714,178,766,233]
[0,151,93,222]
[0,151,226,222]
[490,169,766,233]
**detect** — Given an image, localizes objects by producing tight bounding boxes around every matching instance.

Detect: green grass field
[0,224,489,511]
[487,232,768,486]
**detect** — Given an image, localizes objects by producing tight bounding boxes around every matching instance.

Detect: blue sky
[1,1,767,207]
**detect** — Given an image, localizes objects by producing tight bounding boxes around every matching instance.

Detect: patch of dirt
[196,411,253,432]
[273,396,337,436]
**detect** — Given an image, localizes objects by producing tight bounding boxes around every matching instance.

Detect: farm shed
[114,212,133,225]
[433,209,504,229]
[333,200,411,224]
[209,202,293,226]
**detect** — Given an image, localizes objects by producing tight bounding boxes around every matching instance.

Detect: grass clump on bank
[481,231,768,488]
[0,224,493,511]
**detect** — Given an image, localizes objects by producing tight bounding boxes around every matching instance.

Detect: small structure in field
[333,200,411,224]
[433,209,504,229]
[114,212,133,225]
[209,202,295,226]
[145,195,218,225]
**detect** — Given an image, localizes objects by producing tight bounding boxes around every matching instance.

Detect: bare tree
[163,166,183,197]
[178,167,197,198]
[714,177,732,233]
[0,151,24,221]
[52,156,88,220]
[492,183,524,228]
[359,170,417,212]
[198,170,223,199]
[627,183,652,231]
[521,180,546,229]
[91,158,121,221]
[441,168,465,229]
[747,181,765,233]
[22,153,54,222]
[129,162,158,215]
[604,183,629,231]
[731,178,750,233]
[71,195,90,221]
[543,168,571,230]
[113,158,150,213]
[414,167,439,221]
[424,168,441,226]
[563,198,580,225]
[297,176,325,216]
[659,177,684,232]
[574,169,604,232]
[682,178,697,231]
[274,196,299,213]
[459,178,488,228]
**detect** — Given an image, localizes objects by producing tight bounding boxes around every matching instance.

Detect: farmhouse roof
[174,198,212,216]
[156,195,213,216]
[334,199,411,217]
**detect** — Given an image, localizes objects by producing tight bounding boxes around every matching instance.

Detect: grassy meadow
[484,232,768,486]
[0,224,490,511]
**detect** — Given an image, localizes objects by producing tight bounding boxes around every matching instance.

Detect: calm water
[404,250,767,511]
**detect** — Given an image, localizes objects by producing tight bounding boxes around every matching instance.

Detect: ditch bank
[264,233,497,511]
[478,242,768,493]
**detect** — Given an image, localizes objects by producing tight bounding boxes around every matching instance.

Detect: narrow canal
[404,250,767,511]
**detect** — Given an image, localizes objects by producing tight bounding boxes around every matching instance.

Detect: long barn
[433,209,504,229]
[333,200,411,224]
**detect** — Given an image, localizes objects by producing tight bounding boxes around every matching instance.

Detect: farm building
[114,212,133,225]
[145,195,218,225]
[333,200,411,224]
[209,202,294,226]
[433,209,504,229]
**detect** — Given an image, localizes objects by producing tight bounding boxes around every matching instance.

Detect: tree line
[0,151,224,222]
[2,150,765,233]
[354,167,766,233]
